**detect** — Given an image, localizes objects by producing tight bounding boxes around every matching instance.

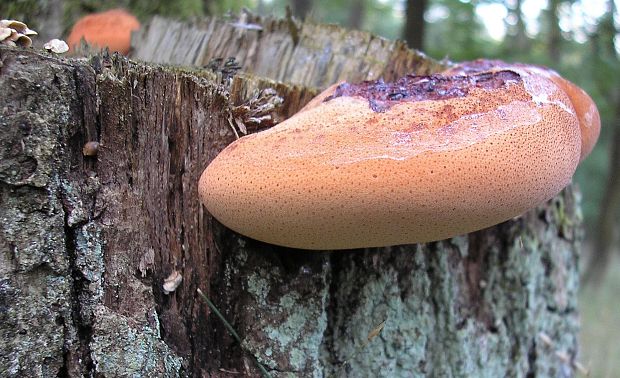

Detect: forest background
[2,0,619,376]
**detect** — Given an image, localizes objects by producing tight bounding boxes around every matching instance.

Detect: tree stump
[1,14,581,378]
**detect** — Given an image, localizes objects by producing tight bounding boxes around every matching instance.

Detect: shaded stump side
[0,46,581,377]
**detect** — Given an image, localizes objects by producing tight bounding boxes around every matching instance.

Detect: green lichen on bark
[222,243,331,376]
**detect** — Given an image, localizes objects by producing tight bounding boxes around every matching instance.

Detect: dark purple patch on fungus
[326,70,522,112]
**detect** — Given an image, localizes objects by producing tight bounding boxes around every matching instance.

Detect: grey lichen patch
[0,269,72,376]
[0,66,76,188]
[321,252,434,377]
[262,292,327,370]
[0,112,42,186]
[1,183,68,273]
[247,269,270,303]
[91,305,183,377]
[73,221,105,324]
[61,174,101,228]
[245,288,329,375]
[222,243,331,376]
[245,268,329,372]
[74,222,104,281]
[0,106,73,205]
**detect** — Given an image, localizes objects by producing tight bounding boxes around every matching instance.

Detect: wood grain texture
[132,14,442,89]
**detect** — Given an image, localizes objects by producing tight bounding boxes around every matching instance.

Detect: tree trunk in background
[0,0,64,46]
[547,0,562,63]
[585,112,620,285]
[347,0,365,30]
[504,0,531,56]
[290,0,313,19]
[583,0,620,285]
[1,15,582,377]
[403,0,428,50]
[585,34,620,284]
[35,0,65,45]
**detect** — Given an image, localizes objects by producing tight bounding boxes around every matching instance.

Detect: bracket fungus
[67,8,140,55]
[198,60,600,250]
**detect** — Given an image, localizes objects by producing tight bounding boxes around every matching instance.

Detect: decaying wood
[132,14,442,88]
[1,14,581,378]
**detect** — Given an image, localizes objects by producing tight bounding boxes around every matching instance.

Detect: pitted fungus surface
[198,62,597,250]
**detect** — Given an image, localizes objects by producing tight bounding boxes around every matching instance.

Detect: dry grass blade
[197,288,273,378]
[367,320,386,342]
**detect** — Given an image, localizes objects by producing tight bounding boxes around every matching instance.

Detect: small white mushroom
[0,27,12,40]
[0,20,37,35]
[11,33,33,48]
[0,20,24,30]
[44,39,69,54]
[163,271,182,294]
[23,27,38,36]
[0,28,17,46]
[0,19,36,47]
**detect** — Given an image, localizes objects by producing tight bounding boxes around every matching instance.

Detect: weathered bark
[131,16,441,88]
[1,15,582,378]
